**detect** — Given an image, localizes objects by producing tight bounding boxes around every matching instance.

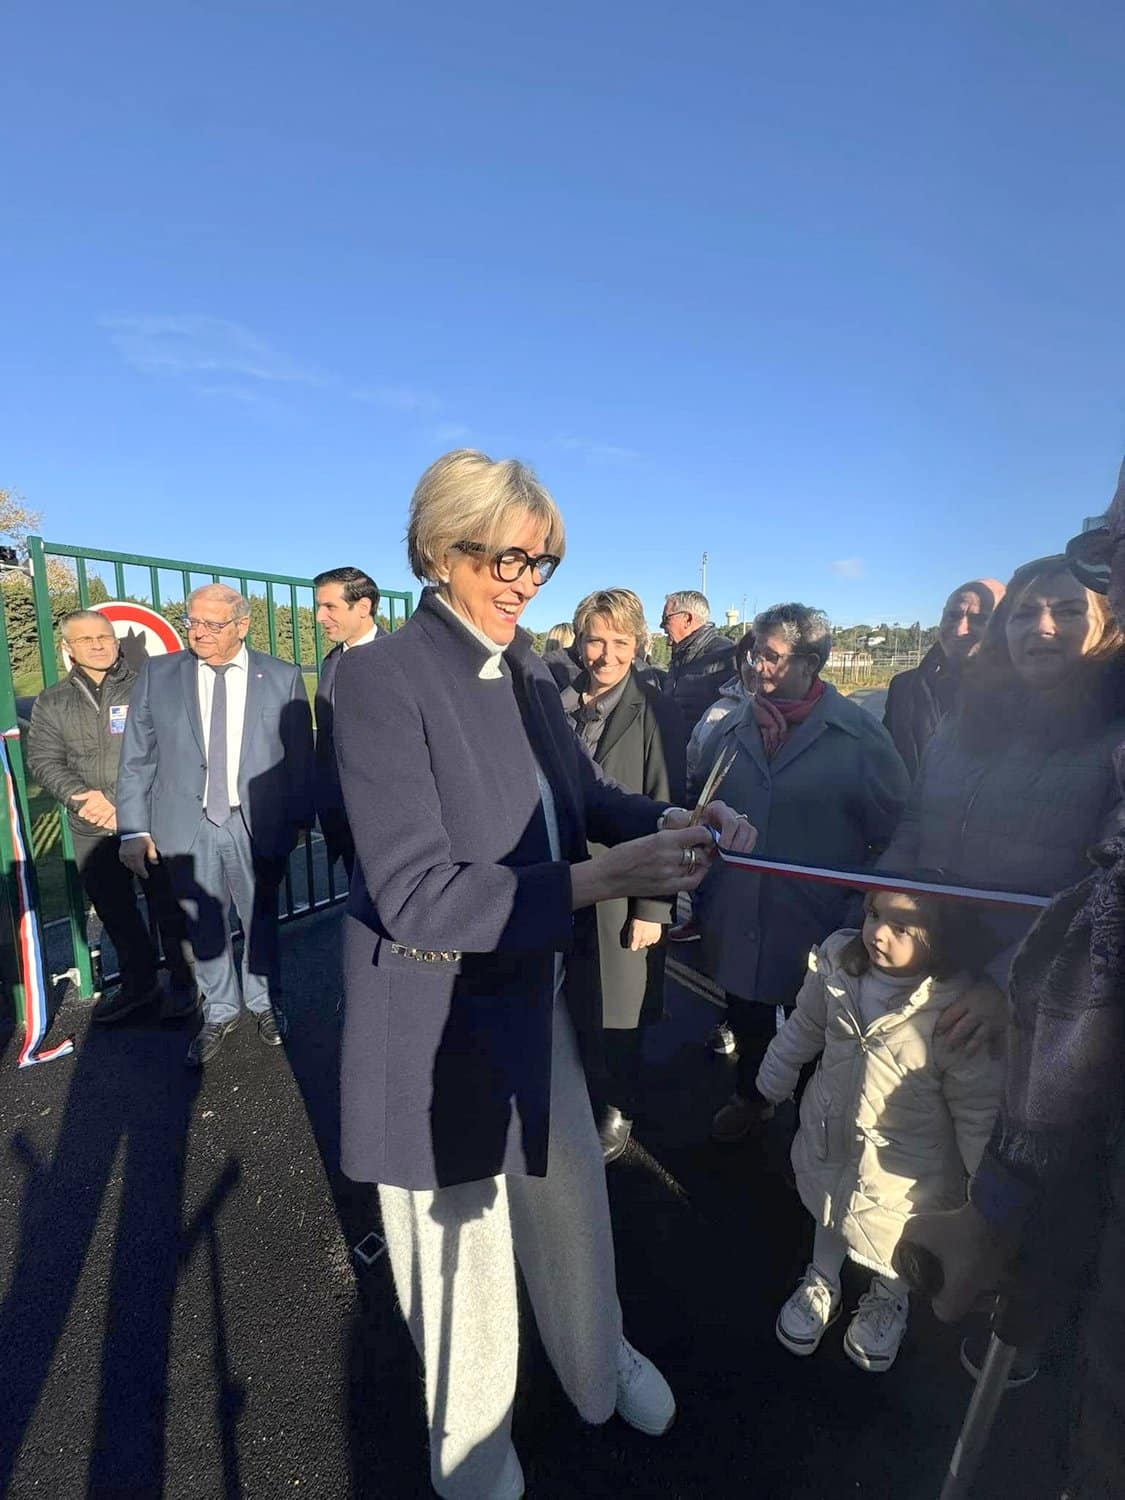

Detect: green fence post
[28,536,97,999]
[0,584,34,1027]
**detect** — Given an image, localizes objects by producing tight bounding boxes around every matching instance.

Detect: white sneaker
[775,1265,841,1356]
[485,1443,524,1500]
[616,1337,676,1435]
[844,1276,909,1373]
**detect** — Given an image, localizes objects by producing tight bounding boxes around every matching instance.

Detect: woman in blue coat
[334,450,754,1500]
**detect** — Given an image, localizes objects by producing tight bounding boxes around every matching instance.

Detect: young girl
[755,887,1003,1373]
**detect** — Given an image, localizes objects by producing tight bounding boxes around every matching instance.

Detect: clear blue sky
[4,1,1123,633]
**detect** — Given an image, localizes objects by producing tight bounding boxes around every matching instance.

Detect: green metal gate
[1,536,412,1008]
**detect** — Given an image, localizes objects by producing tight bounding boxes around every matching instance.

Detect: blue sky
[3,0,1123,633]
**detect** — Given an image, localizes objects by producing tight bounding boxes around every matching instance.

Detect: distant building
[725,607,740,628]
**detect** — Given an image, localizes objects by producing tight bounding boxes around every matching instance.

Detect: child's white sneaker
[844,1276,909,1372]
[775,1265,841,1356]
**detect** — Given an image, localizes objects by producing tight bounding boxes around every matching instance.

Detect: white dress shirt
[342,622,380,651]
[198,645,249,810]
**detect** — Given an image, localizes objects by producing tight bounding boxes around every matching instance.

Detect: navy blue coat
[334,588,665,1190]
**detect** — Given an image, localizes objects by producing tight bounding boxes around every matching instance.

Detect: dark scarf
[751,678,826,759]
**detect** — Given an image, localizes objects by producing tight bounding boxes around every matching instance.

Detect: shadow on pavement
[0,1015,200,1495]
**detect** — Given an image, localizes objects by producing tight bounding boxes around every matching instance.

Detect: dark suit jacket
[116,647,314,860]
[581,669,687,1029]
[882,644,958,782]
[314,630,385,855]
[334,588,665,1190]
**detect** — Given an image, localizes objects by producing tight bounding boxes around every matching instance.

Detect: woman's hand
[571,826,718,910]
[935,977,1007,1057]
[624,918,664,951]
[661,800,758,855]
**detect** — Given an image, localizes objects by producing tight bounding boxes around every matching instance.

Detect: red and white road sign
[61,600,183,669]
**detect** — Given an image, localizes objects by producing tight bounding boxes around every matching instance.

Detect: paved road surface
[1,908,1074,1497]
[847,686,889,719]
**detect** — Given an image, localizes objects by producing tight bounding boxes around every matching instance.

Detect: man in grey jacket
[26,610,194,1022]
[117,585,314,1066]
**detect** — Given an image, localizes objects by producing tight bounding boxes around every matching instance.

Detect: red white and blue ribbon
[2,729,74,1067]
[717,848,1052,912]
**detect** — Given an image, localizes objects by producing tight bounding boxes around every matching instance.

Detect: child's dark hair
[838,884,988,980]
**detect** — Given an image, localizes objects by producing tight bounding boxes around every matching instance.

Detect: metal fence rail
[1,536,413,1006]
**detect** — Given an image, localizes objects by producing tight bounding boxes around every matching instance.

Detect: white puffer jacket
[756,931,1003,1272]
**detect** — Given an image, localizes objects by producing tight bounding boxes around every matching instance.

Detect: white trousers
[378,998,623,1499]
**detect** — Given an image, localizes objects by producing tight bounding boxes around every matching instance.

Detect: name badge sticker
[108,704,129,735]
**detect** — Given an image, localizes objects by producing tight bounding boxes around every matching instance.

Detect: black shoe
[960,1331,1040,1389]
[599,1106,633,1164]
[186,1016,240,1067]
[162,972,199,1021]
[92,982,162,1024]
[256,1009,285,1046]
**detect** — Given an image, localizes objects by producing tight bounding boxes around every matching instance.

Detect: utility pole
[700,551,708,596]
[741,593,748,624]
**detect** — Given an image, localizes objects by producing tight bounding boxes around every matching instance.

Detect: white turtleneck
[434,591,506,679]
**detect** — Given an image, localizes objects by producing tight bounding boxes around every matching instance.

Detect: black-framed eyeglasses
[452,542,561,585]
[1065,526,1114,596]
[659,610,689,630]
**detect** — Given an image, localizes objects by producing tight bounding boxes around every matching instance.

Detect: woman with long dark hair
[879,553,1125,1032]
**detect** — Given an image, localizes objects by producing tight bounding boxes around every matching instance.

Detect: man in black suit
[313,566,384,881]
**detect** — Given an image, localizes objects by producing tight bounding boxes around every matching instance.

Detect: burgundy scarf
[752,678,826,759]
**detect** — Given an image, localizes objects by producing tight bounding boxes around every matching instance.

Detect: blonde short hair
[406,449,566,583]
[544,622,575,649]
[573,588,646,643]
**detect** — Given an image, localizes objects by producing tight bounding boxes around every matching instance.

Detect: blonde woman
[334,451,756,1499]
[563,588,688,1160]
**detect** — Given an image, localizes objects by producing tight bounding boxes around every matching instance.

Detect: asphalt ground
[0,906,1077,1499]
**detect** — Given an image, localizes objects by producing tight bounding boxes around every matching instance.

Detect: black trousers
[71,830,192,998]
[603,1027,645,1117]
[725,991,785,1098]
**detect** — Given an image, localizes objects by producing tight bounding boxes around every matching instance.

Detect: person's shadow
[0,853,236,1498]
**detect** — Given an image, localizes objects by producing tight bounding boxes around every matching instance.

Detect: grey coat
[697,684,910,1006]
[878,712,1125,983]
[580,669,687,1029]
[116,648,314,860]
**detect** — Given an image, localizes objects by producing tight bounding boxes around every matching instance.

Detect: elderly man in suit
[117,584,314,1067]
[313,566,384,881]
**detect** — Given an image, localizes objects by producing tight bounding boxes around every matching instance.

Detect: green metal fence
[1,537,412,1007]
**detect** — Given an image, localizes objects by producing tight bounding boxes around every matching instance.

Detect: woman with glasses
[332,450,755,1500]
[694,602,911,1144]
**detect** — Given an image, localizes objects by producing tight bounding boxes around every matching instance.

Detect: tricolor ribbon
[2,728,74,1067]
[717,848,1052,912]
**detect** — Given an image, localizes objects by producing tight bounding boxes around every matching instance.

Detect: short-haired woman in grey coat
[696,603,911,1144]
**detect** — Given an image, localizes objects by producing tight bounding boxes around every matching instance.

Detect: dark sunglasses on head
[1065,526,1113,595]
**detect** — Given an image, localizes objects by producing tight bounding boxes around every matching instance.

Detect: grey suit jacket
[116,647,314,860]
